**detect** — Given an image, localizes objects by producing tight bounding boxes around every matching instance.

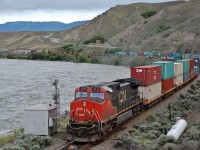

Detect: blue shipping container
[174,53,179,61]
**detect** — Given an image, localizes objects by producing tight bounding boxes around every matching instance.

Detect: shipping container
[162,77,174,92]
[189,59,195,77]
[139,51,144,57]
[176,60,190,73]
[183,72,190,81]
[194,66,199,74]
[174,75,183,86]
[152,61,174,80]
[152,51,159,58]
[174,63,183,77]
[168,52,173,57]
[131,65,162,86]
[163,52,168,58]
[174,53,179,61]
[191,55,199,66]
[168,52,173,60]
[179,54,183,60]
[138,82,162,100]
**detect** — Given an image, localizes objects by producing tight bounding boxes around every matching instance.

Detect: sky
[0,0,181,24]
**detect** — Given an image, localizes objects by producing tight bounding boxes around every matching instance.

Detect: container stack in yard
[174,63,183,86]
[176,60,190,81]
[152,61,174,93]
[131,66,162,101]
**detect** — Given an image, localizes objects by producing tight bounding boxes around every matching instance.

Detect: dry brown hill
[108,0,200,53]
[54,1,184,43]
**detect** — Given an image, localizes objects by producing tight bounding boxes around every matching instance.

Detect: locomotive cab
[67,85,116,142]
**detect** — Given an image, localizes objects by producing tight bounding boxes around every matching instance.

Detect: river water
[0,59,129,131]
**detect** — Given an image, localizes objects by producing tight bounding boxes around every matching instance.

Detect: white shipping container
[174,63,183,77]
[138,82,162,100]
[174,75,183,86]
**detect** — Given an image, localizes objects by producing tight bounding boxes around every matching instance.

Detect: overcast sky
[0,0,181,24]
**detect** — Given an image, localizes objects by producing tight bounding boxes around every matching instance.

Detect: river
[0,59,129,131]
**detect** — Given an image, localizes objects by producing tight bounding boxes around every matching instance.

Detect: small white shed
[24,104,57,136]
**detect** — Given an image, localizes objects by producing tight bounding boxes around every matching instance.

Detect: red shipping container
[163,52,168,57]
[131,65,162,86]
[162,77,174,93]
[189,59,195,77]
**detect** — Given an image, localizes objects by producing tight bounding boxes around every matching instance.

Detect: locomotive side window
[106,92,111,99]
[75,92,88,99]
[90,92,104,103]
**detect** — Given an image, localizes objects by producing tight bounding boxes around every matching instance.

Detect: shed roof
[25,104,57,111]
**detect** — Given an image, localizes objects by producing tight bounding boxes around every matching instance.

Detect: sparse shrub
[113,56,122,66]
[186,126,200,141]
[190,84,196,90]
[141,11,157,18]
[138,124,148,132]
[158,134,175,146]
[83,33,106,45]
[30,145,40,150]
[163,143,176,150]
[148,122,161,130]
[156,25,171,34]
[187,89,195,94]
[176,140,198,150]
[146,131,157,140]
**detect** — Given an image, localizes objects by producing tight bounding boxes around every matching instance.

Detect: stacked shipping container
[176,60,190,81]
[152,61,174,92]
[131,66,162,101]
[189,59,195,78]
[174,63,183,86]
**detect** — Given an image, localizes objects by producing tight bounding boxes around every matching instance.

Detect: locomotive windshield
[75,92,88,99]
[89,92,104,103]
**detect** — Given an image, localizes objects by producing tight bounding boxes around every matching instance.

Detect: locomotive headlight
[83,101,86,107]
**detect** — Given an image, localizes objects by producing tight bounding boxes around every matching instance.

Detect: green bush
[113,56,122,66]
[186,126,200,141]
[163,143,176,150]
[141,11,157,18]
[158,134,175,146]
[83,33,106,45]
[155,25,171,34]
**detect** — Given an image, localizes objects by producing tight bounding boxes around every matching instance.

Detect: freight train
[67,56,199,142]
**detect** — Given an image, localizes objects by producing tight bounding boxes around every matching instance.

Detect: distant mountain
[0,21,89,32]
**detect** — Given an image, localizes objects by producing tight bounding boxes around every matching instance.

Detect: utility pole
[51,76,60,126]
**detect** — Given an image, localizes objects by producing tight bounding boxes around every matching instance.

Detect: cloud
[0,9,103,24]
[0,0,178,11]
[0,0,180,24]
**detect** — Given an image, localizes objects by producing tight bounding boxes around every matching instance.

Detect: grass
[0,128,24,148]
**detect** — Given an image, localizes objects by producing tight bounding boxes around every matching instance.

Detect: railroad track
[57,141,75,150]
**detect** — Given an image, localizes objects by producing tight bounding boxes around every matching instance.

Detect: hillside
[108,0,200,53]
[0,21,88,32]
[1,0,200,52]
[53,1,184,43]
